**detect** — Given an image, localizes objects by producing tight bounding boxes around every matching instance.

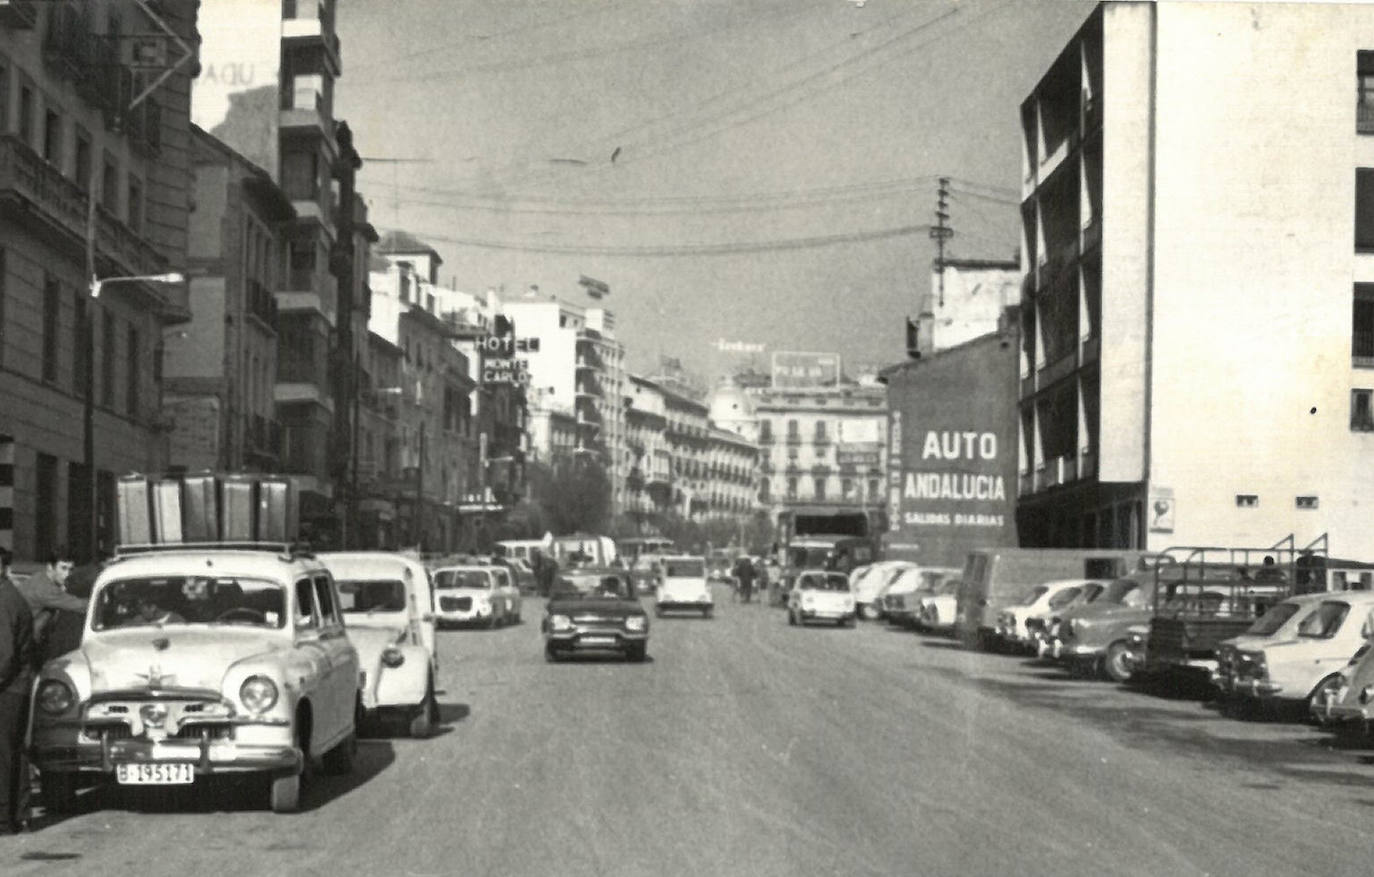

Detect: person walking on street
[754,557,770,605]
[0,546,36,834]
[734,555,756,604]
[16,548,85,656]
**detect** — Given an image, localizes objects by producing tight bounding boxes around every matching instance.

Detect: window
[787,418,799,438]
[35,453,56,560]
[868,478,881,501]
[101,154,117,211]
[18,83,33,146]
[758,419,772,441]
[758,477,770,502]
[1235,494,1259,508]
[42,275,59,382]
[1296,495,1319,510]
[398,272,410,303]
[72,292,86,396]
[42,107,60,165]
[126,325,139,416]
[786,476,798,499]
[1358,169,1374,251]
[289,239,314,289]
[294,578,318,628]
[74,126,91,189]
[1352,389,1374,431]
[127,175,142,232]
[813,477,826,500]
[312,576,338,625]
[842,477,854,499]
[814,421,827,442]
[101,313,116,407]
[1360,51,1374,132]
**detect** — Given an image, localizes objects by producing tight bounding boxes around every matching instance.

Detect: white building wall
[1145,2,1369,553]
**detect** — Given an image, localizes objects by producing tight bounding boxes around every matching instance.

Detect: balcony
[282,1,342,76]
[0,135,169,283]
[758,432,774,445]
[280,85,332,138]
[785,434,802,446]
[246,278,280,330]
[1036,239,1079,290]
[1028,454,1080,494]
[1037,351,1076,389]
[0,1,38,28]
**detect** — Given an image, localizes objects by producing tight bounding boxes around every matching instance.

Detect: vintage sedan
[851,561,917,621]
[431,564,521,628]
[29,548,360,814]
[787,570,857,627]
[543,568,650,662]
[317,552,440,737]
[1047,572,1159,681]
[1219,591,1374,717]
[883,566,960,629]
[995,579,1109,653]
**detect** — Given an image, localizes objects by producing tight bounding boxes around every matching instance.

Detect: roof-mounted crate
[117,472,299,551]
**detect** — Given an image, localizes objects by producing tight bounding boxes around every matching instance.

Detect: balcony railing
[1037,351,1076,388]
[1360,102,1374,135]
[758,433,774,445]
[785,434,802,445]
[0,135,168,280]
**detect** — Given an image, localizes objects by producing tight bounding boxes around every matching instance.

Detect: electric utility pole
[928,177,954,307]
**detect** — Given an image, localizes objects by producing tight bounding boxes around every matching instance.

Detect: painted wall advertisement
[771,351,840,389]
[882,334,1019,565]
[190,1,282,179]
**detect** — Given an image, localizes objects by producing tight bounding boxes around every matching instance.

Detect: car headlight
[36,679,75,716]
[625,616,647,632]
[239,675,279,715]
[1360,684,1374,705]
[550,614,573,632]
[381,646,406,668]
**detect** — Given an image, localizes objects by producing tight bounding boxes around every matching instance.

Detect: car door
[313,573,358,744]
[494,568,519,619]
[292,576,333,750]
[407,565,437,676]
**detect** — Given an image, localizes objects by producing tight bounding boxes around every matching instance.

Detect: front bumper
[798,608,855,622]
[657,599,713,611]
[546,629,648,652]
[435,602,495,624]
[1213,673,1287,699]
[31,726,302,778]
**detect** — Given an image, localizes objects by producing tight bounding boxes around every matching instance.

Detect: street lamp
[83,271,185,561]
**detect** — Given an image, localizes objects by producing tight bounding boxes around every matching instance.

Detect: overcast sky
[334,0,1096,380]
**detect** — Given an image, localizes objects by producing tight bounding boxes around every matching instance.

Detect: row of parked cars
[844,546,1374,741]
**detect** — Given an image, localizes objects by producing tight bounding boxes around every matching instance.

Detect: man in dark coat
[39,557,101,664]
[734,555,756,603]
[0,546,36,833]
[15,547,84,655]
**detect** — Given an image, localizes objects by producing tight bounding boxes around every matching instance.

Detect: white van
[655,555,714,618]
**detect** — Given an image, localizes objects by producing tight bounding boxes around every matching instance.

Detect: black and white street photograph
[3,1,1374,875]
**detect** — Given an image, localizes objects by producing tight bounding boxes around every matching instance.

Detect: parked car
[1024,581,1107,651]
[1046,570,1161,681]
[543,567,649,662]
[317,552,440,737]
[504,557,538,595]
[917,579,963,635]
[655,555,714,618]
[787,570,856,627]
[431,564,521,628]
[1217,591,1374,717]
[28,547,361,814]
[882,566,960,628]
[995,579,1109,653]
[851,560,916,621]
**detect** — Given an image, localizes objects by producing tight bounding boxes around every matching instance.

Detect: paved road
[6,584,1374,876]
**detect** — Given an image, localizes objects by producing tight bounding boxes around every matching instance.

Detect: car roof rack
[113,541,314,560]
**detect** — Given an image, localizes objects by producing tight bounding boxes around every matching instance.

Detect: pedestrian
[40,554,102,664]
[0,546,36,834]
[754,556,770,602]
[16,547,86,657]
[734,555,756,604]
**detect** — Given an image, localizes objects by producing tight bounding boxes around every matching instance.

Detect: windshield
[1101,580,1141,606]
[554,573,634,600]
[1079,583,1106,604]
[937,579,961,595]
[336,579,407,613]
[434,569,491,590]
[788,547,832,568]
[1020,586,1050,606]
[664,559,706,578]
[1047,586,1084,610]
[1244,601,1302,636]
[799,573,849,592]
[93,576,285,630]
[1297,601,1350,638]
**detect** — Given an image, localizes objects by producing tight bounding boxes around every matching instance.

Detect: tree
[528,456,612,535]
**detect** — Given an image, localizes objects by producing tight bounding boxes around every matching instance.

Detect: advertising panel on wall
[771,351,841,389]
[190,1,282,180]
[882,330,1020,566]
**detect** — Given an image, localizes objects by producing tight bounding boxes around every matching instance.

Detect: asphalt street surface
[6,583,1374,877]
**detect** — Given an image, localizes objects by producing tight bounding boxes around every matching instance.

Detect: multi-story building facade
[626,375,672,519]
[193,0,370,545]
[705,426,758,518]
[166,125,294,474]
[502,288,627,513]
[744,380,888,522]
[1017,1,1374,555]
[0,1,200,560]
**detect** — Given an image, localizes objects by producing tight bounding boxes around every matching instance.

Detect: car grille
[83,722,133,741]
[440,596,472,612]
[173,723,234,741]
[573,614,621,626]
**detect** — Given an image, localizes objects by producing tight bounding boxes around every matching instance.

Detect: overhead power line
[378,223,926,257]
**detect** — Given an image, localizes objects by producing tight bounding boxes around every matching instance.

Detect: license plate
[116,763,194,785]
[579,635,616,646]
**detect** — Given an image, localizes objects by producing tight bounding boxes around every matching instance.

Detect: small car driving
[317,552,440,737]
[431,564,521,628]
[787,570,857,627]
[655,555,714,618]
[542,568,650,662]
[28,547,361,814]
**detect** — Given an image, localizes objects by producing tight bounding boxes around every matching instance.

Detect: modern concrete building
[0,1,200,560]
[1017,1,1374,555]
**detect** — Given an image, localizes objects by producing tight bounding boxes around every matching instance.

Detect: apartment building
[165,125,294,474]
[0,1,200,560]
[1018,2,1374,555]
[626,375,673,518]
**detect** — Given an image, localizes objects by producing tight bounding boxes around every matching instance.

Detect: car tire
[1307,674,1343,725]
[544,642,563,663]
[40,771,81,815]
[625,642,647,662]
[1102,641,1134,683]
[269,772,301,813]
[409,685,437,739]
[321,731,357,775]
[703,606,713,619]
